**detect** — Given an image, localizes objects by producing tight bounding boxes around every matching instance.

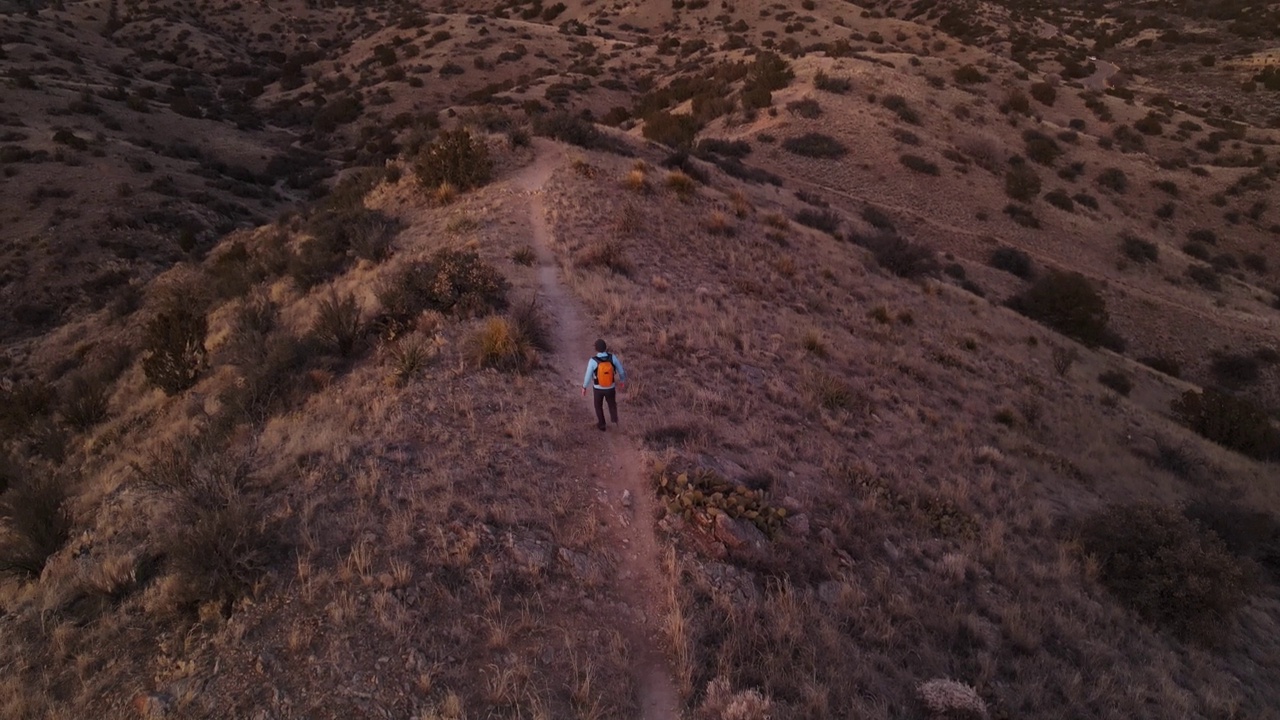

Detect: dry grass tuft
[804,370,857,411]
[577,240,634,277]
[615,204,643,236]
[917,678,988,719]
[510,245,537,266]
[705,211,736,237]
[763,212,789,230]
[801,330,828,358]
[383,334,435,385]
[432,182,459,205]
[467,316,538,372]
[698,677,775,720]
[665,170,697,199]
[623,169,650,193]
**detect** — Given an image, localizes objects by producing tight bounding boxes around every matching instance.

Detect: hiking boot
[597,423,607,431]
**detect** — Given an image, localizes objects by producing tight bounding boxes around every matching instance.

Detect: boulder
[713,513,767,552]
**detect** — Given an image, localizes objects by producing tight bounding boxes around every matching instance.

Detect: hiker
[581,339,626,431]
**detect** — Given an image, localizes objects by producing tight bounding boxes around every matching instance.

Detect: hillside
[2,0,1280,718]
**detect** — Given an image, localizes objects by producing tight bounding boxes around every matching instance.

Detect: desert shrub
[880,94,921,125]
[1073,193,1099,210]
[864,234,940,279]
[532,111,600,148]
[1185,264,1221,291]
[643,111,701,148]
[989,247,1033,278]
[892,129,921,146]
[312,291,364,358]
[1187,228,1218,245]
[1023,130,1062,165]
[959,136,1003,172]
[1149,437,1204,481]
[509,299,552,353]
[1004,164,1042,202]
[696,138,751,159]
[377,248,508,325]
[952,64,987,84]
[1184,502,1280,578]
[1243,253,1268,274]
[1173,389,1280,460]
[413,129,491,190]
[304,206,401,265]
[1210,352,1261,389]
[1007,270,1123,350]
[861,206,896,231]
[468,316,537,371]
[60,373,111,431]
[1112,125,1147,154]
[785,98,822,118]
[1182,242,1212,261]
[1213,250,1240,270]
[813,71,851,93]
[1003,204,1041,228]
[1120,233,1158,263]
[1081,503,1251,640]
[1140,355,1181,378]
[0,468,71,578]
[794,208,841,236]
[577,240,634,276]
[136,440,275,614]
[1029,82,1057,106]
[0,379,56,442]
[1002,89,1031,115]
[1052,345,1080,376]
[1043,189,1075,211]
[142,301,208,394]
[1134,112,1164,136]
[899,154,940,175]
[1096,167,1128,193]
[781,132,847,158]
[1098,369,1133,396]
[219,329,308,426]
[286,237,346,290]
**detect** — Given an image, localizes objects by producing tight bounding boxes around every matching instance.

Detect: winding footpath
[511,140,682,720]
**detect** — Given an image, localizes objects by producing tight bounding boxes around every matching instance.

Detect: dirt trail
[512,140,682,720]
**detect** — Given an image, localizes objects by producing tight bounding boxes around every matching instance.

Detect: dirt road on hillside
[512,141,682,720]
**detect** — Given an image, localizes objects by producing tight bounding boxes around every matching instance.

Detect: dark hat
[594,338,607,353]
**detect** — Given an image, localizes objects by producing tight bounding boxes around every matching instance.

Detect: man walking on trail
[582,339,626,431]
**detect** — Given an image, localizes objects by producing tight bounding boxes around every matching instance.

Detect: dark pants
[592,387,618,429]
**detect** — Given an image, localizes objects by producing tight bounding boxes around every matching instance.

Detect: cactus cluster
[656,469,787,537]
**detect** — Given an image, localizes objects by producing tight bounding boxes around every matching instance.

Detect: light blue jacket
[583,352,626,390]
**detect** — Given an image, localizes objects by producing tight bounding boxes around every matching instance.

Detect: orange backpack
[594,355,615,387]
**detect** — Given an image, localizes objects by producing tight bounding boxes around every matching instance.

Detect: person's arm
[581,358,596,395]
[615,356,627,389]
